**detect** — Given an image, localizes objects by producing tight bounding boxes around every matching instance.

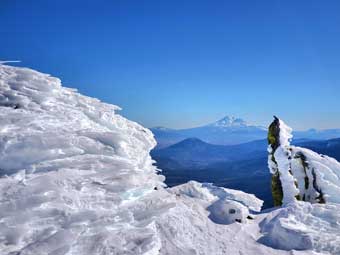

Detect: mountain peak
[210,116,248,128]
[167,137,210,149]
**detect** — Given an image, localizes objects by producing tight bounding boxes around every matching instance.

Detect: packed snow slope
[0,64,339,255]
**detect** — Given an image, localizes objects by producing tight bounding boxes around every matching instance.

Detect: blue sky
[1,0,340,130]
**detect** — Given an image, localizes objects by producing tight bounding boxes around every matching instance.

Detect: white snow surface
[260,201,340,254]
[278,119,293,147]
[169,181,263,212]
[291,147,340,204]
[0,64,338,255]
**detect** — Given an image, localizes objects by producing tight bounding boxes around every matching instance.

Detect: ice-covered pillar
[267,117,299,206]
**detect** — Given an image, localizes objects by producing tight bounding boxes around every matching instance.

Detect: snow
[208,199,249,224]
[0,63,338,255]
[278,119,293,147]
[167,181,258,226]
[0,64,164,254]
[260,201,340,254]
[274,146,300,204]
[157,184,318,255]
[291,147,340,204]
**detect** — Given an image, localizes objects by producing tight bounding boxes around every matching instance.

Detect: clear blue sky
[1,0,340,130]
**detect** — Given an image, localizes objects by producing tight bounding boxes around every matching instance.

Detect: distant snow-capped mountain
[151,115,267,148]
[152,126,176,131]
[207,116,250,128]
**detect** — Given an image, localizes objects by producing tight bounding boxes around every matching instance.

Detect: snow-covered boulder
[268,116,340,206]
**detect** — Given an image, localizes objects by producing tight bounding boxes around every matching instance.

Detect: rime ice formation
[0,64,339,255]
[0,64,165,254]
[268,117,340,206]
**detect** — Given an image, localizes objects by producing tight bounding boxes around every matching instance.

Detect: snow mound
[169,181,263,212]
[169,181,262,224]
[208,199,250,224]
[260,201,340,254]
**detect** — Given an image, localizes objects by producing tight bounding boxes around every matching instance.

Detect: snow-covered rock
[268,116,340,206]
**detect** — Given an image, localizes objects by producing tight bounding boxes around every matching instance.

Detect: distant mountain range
[294,129,340,140]
[151,115,340,148]
[151,116,266,148]
[152,137,267,168]
[152,137,340,209]
[151,116,340,208]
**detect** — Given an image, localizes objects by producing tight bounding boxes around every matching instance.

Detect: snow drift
[1,64,339,255]
[260,201,340,253]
